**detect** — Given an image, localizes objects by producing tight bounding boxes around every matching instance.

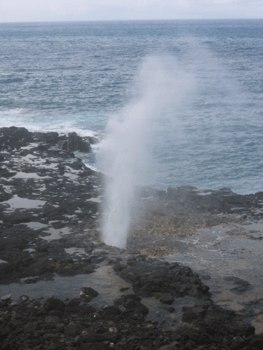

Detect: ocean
[0,19,262,194]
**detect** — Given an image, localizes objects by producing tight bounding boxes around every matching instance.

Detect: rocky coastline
[1,127,263,350]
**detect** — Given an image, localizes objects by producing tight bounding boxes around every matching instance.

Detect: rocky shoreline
[1,127,263,349]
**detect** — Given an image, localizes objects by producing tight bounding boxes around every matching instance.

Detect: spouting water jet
[97,55,193,248]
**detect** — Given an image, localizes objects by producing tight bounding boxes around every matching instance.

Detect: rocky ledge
[0,127,263,350]
[1,293,263,350]
[0,126,102,284]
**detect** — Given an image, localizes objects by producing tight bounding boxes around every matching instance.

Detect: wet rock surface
[0,127,101,284]
[163,186,263,216]
[1,127,263,349]
[223,277,251,294]
[1,294,263,350]
[113,256,211,299]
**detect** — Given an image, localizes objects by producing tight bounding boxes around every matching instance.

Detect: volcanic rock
[80,287,99,301]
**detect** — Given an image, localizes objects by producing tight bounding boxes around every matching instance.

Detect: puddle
[37,184,47,191]
[63,214,77,219]
[164,220,263,333]
[3,195,46,210]
[63,172,79,181]
[20,143,39,150]
[40,227,71,241]
[12,172,51,179]
[24,222,48,230]
[65,247,88,257]
[0,265,131,305]
[23,248,36,253]
[197,191,213,196]
[0,264,196,329]
[0,259,8,264]
[142,295,196,330]
[165,222,263,280]
[87,197,103,203]
[2,185,14,194]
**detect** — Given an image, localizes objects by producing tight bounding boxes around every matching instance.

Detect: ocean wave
[0,108,96,138]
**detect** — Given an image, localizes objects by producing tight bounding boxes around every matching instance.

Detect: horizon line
[0,18,262,25]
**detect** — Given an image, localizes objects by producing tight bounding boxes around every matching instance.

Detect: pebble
[109,327,118,333]
[160,293,175,305]
[1,294,11,301]
[45,315,61,325]
[65,322,80,337]
[80,287,99,302]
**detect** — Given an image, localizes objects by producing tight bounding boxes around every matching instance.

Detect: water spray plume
[97,55,193,248]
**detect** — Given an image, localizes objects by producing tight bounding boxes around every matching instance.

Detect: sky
[0,0,262,23]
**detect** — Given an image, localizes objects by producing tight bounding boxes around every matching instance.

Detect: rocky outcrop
[0,126,34,150]
[1,127,263,350]
[0,294,263,350]
[113,256,211,299]
[163,186,263,216]
[0,126,98,153]
[0,127,101,284]
[61,132,97,153]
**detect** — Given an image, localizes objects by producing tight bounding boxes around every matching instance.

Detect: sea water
[0,20,262,194]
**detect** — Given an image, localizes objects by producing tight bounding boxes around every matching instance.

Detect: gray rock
[24,321,38,333]
[56,323,65,332]
[65,322,81,337]
[61,132,91,153]
[1,294,11,301]
[45,316,61,325]
[43,333,60,340]
[20,295,29,302]
[44,297,65,312]
[158,343,179,350]
[160,293,174,305]
[109,327,118,333]
[80,287,99,301]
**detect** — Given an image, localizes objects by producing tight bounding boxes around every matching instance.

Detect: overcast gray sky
[0,0,262,23]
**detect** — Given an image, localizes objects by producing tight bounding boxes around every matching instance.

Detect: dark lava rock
[0,127,102,284]
[114,256,211,299]
[44,297,65,312]
[1,126,263,350]
[160,293,174,305]
[1,295,263,350]
[61,132,92,152]
[80,287,99,302]
[157,344,178,350]
[65,322,81,337]
[164,186,263,217]
[45,315,61,325]
[163,306,175,313]
[33,131,62,145]
[114,294,149,317]
[0,126,33,150]
[81,344,110,350]
[179,301,261,349]
[223,276,251,293]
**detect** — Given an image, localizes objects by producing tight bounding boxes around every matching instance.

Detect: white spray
[97,55,193,248]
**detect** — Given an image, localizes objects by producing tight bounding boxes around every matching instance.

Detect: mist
[97,55,194,248]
